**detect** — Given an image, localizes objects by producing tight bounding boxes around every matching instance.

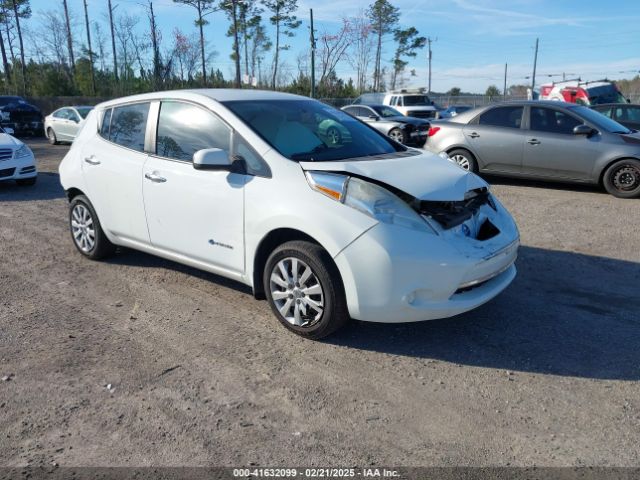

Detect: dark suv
[0,96,44,136]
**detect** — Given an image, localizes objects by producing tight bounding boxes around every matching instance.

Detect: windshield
[586,85,627,105]
[0,96,23,107]
[402,95,432,106]
[223,99,404,162]
[371,105,403,118]
[569,105,632,134]
[76,107,93,119]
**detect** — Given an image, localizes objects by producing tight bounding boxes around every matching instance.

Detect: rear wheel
[47,128,58,145]
[264,240,349,339]
[388,127,407,144]
[603,159,640,198]
[448,148,478,173]
[69,195,116,260]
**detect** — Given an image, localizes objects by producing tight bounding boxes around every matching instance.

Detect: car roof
[591,103,636,107]
[344,104,385,109]
[96,89,307,109]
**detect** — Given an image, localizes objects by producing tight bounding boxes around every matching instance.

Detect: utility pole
[503,63,507,100]
[62,0,75,77]
[309,8,316,98]
[82,0,96,95]
[531,37,539,92]
[108,0,118,82]
[426,37,435,93]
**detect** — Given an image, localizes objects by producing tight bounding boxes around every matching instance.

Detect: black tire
[68,195,116,260]
[602,159,640,199]
[448,148,478,173]
[16,176,37,186]
[388,127,407,144]
[47,128,58,145]
[263,240,349,339]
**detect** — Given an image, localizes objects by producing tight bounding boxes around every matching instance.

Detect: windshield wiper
[290,144,329,161]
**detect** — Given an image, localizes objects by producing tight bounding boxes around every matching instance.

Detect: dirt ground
[1,139,639,468]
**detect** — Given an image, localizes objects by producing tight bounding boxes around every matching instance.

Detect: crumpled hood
[300,151,488,201]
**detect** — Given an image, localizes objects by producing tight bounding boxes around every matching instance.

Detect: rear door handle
[468,132,480,138]
[144,172,167,183]
[527,138,541,145]
[84,155,100,165]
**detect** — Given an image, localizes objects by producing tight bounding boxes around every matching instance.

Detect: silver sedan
[425,100,640,198]
[44,106,93,144]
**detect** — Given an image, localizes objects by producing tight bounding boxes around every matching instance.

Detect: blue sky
[28,0,640,93]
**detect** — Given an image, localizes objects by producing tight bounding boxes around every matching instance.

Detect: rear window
[478,106,523,129]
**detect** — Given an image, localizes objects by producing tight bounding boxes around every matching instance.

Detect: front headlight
[305,171,436,234]
[14,144,32,159]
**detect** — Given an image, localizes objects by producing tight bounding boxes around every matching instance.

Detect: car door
[142,100,246,274]
[66,109,82,139]
[53,108,73,141]
[522,106,600,181]
[462,105,525,173]
[81,102,151,244]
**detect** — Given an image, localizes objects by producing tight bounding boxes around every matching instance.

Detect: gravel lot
[1,139,639,468]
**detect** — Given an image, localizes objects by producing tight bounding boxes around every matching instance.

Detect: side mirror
[573,124,595,136]
[368,114,380,121]
[193,148,233,170]
[3,127,14,135]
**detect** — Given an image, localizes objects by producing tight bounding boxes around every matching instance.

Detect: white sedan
[59,89,519,339]
[0,126,37,186]
[44,106,93,144]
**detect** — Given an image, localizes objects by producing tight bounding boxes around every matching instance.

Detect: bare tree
[10,0,29,94]
[107,0,118,81]
[173,0,216,86]
[246,12,270,84]
[82,0,96,94]
[346,12,374,93]
[114,12,139,86]
[262,0,300,89]
[317,18,353,89]
[146,1,162,88]
[93,21,107,72]
[62,0,75,77]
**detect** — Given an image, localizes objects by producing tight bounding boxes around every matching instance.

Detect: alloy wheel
[71,204,96,253]
[389,129,405,143]
[451,154,471,171]
[269,257,324,328]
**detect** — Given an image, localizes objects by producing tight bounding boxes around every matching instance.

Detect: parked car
[0,125,37,186]
[341,104,430,145]
[59,89,519,339]
[539,79,628,106]
[0,95,44,136]
[353,89,438,119]
[591,103,640,131]
[44,106,94,144]
[438,105,474,119]
[425,100,640,198]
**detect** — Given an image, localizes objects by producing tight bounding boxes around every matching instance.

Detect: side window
[597,107,612,119]
[626,107,640,122]
[530,107,581,134]
[233,133,270,177]
[390,96,397,106]
[99,109,112,139]
[343,106,358,117]
[54,109,69,120]
[156,101,231,162]
[68,110,80,123]
[361,107,375,117]
[479,106,523,129]
[110,103,150,151]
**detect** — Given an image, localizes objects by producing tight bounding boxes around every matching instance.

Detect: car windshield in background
[570,105,632,134]
[586,86,627,105]
[372,106,404,118]
[76,107,93,119]
[403,95,432,106]
[223,99,404,162]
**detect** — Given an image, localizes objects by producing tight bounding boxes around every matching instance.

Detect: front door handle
[144,172,167,183]
[84,155,100,165]
[468,132,480,138]
[527,138,541,145]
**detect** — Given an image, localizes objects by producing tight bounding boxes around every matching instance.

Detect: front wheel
[603,159,640,198]
[388,127,407,144]
[47,128,59,145]
[69,195,116,259]
[264,241,349,339]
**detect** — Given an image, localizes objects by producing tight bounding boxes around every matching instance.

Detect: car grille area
[0,148,13,161]
[408,111,436,119]
[0,167,16,178]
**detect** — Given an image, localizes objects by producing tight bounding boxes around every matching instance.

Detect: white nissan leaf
[59,89,519,339]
